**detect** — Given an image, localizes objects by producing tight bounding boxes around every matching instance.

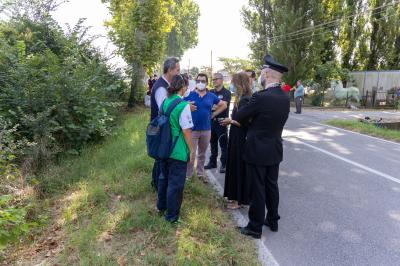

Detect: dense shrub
[0,16,128,252]
[0,18,127,168]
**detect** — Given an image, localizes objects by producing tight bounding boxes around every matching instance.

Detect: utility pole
[210,50,213,84]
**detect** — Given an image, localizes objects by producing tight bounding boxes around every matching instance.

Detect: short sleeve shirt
[162,95,193,162]
[209,87,231,119]
[184,91,220,131]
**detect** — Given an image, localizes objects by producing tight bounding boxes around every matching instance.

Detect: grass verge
[324,119,400,143]
[4,107,259,266]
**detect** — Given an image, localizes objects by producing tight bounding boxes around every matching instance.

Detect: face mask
[229,84,236,93]
[197,82,206,91]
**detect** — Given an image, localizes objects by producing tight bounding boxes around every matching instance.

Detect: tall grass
[5,108,259,265]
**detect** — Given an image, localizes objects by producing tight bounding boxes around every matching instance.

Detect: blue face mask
[229,84,236,93]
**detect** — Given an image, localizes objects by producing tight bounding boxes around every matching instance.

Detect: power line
[270,12,399,45]
[268,1,400,41]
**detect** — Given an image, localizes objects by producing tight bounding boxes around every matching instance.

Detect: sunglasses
[196,80,207,84]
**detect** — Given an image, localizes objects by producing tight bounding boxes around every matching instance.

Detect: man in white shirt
[150,58,180,191]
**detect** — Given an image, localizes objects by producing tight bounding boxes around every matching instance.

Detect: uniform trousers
[246,163,280,233]
[209,120,228,166]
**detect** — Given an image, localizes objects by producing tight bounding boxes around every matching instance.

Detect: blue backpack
[146,98,183,160]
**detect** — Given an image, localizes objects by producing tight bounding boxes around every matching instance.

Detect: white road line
[206,170,280,266]
[286,137,400,184]
[311,122,400,147]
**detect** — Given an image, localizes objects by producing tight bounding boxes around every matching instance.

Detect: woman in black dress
[220,72,252,209]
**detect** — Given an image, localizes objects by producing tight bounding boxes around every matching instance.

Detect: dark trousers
[295,96,303,114]
[157,159,187,222]
[151,160,162,190]
[209,121,228,166]
[246,163,280,233]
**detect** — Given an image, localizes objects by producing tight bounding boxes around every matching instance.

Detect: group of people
[149,55,291,239]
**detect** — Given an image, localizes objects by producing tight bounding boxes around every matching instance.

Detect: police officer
[205,73,231,173]
[236,55,290,239]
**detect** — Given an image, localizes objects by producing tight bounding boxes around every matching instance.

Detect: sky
[52,0,252,71]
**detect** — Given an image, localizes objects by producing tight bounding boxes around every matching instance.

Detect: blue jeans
[157,159,187,222]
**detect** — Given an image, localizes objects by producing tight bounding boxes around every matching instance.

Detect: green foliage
[311,62,349,106]
[325,119,400,142]
[166,0,200,58]
[103,0,175,107]
[0,195,37,252]
[0,18,126,167]
[242,0,400,84]
[218,57,256,75]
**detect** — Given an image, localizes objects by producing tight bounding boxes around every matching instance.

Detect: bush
[0,18,127,169]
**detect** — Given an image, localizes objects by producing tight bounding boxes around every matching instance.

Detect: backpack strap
[163,98,183,117]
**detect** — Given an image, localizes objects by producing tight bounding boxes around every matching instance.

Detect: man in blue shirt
[294,80,304,114]
[184,73,227,180]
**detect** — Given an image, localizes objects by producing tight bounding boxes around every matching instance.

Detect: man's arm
[155,87,167,108]
[235,94,259,122]
[211,100,227,119]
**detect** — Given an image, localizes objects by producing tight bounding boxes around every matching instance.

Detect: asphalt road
[206,108,400,266]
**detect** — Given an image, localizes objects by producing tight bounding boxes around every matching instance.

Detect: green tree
[218,57,255,75]
[0,0,67,21]
[166,0,200,58]
[103,0,175,108]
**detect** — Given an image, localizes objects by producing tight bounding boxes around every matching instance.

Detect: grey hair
[163,57,179,74]
[214,73,224,79]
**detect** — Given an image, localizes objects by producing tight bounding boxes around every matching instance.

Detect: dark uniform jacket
[235,85,290,166]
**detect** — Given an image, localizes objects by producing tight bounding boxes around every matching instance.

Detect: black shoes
[219,165,226,173]
[204,162,217,170]
[264,219,278,232]
[237,226,261,239]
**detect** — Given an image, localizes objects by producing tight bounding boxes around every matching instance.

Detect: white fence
[349,70,400,96]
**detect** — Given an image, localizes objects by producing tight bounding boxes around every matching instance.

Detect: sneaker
[204,162,217,169]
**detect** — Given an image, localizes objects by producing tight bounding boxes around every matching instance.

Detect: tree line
[242,0,400,85]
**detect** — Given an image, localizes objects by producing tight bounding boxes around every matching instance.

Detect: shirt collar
[162,75,170,86]
[265,82,281,90]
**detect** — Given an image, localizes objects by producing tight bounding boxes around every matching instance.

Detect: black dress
[223,96,251,205]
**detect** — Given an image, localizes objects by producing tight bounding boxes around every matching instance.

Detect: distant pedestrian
[157,74,194,223]
[294,80,304,114]
[221,72,252,209]
[148,74,158,94]
[184,73,227,180]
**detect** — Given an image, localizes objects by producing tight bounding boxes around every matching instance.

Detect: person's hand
[189,101,197,112]
[219,118,231,126]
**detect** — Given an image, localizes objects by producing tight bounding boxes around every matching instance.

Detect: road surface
[206,108,400,266]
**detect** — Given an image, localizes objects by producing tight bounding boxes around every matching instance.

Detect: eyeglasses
[196,80,207,84]
[212,78,222,81]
